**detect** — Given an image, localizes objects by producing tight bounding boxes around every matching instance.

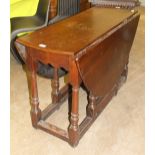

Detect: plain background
[0,0,154,155]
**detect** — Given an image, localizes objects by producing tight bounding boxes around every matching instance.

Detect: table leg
[115,63,129,96]
[68,60,80,147]
[51,67,59,104]
[27,56,41,128]
[87,93,96,118]
[68,86,79,147]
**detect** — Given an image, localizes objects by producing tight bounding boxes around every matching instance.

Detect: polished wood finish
[17,8,137,55]
[16,7,140,147]
[76,14,139,96]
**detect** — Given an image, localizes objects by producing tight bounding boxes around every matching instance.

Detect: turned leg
[68,59,81,147]
[51,67,59,104]
[115,64,129,96]
[28,62,41,128]
[68,86,80,147]
[87,92,97,118]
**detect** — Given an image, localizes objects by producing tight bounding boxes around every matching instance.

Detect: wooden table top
[16,7,136,56]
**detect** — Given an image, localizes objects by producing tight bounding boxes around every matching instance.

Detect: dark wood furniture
[15,7,140,147]
[48,0,91,20]
[80,0,91,11]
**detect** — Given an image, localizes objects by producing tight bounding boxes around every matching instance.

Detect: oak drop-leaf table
[15,7,140,147]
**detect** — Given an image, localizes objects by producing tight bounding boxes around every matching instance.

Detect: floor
[10,7,144,155]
